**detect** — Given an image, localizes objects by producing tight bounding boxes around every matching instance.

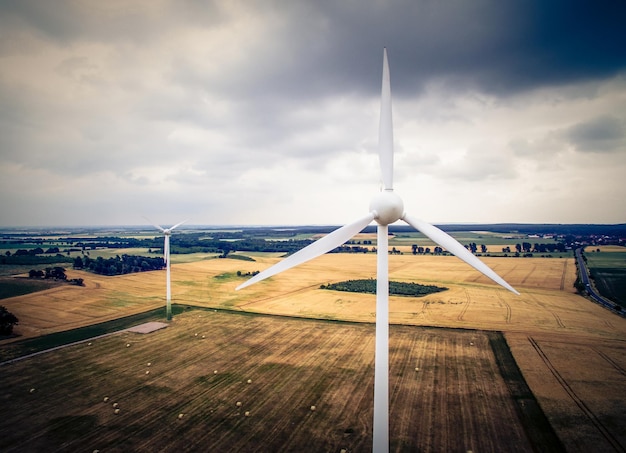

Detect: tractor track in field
[527,293,565,329]
[593,348,626,377]
[457,289,471,322]
[496,291,512,324]
[521,264,537,284]
[238,284,322,308]
[528,336,625,453]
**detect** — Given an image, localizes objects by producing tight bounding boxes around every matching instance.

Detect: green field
[584,250,626,306]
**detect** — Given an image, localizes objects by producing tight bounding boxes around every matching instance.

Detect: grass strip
[0,305,187,363]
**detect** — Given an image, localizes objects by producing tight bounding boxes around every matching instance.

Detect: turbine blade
[143,215,165,232]
[236,212,376,290]
[402,213,520,295]
[170,219,188,231]
[379,47,394,191]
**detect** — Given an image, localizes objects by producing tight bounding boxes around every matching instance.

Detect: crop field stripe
[560,260,568,291]
[528,336,624,452]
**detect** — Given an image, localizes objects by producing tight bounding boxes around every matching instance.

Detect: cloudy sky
[1,0,625,227]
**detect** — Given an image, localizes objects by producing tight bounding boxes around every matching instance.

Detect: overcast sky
[1,0,625,227]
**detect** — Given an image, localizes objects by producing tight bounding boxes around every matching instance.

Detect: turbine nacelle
[370,190,404,226]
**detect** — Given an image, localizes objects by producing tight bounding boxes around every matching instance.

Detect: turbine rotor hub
[369,190,404,226]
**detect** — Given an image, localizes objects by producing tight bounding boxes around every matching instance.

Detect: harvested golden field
[2,252,625,451]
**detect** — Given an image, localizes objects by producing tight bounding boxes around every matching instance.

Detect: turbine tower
[147,219,187,321]
[236,48,519,453]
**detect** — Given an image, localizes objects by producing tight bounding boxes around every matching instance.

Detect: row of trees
[7,247,62,256]
[515,242,567,253]
[28,267,84,285]
[72,255,164,276]
[412,245,446,255]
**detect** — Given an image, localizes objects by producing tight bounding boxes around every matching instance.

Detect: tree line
[72,255,165,276]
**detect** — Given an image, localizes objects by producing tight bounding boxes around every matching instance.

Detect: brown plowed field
[1,253,625,451]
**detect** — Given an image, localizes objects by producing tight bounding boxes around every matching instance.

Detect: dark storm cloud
[191,0,626,102]
[566,115,626,153]
[5,0,624,106]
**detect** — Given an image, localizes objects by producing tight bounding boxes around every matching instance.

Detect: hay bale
[126,343,131,348]
[103,397,109,403]
[244,411,250,417]
[29,388,36,393]
[112,402,119,408]
[114,408,120,414]
[236,401,242,407]
[247,379,252,384]
[310,405,316,411]
[145,370,150,375]
[147,362,151,367]
[213,370,218,374]
[178,413,184,420]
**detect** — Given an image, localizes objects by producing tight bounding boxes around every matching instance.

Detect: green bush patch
[321,279,447,297]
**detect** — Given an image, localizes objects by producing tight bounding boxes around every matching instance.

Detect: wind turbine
[146,219,187,321]
[236,48,519,453]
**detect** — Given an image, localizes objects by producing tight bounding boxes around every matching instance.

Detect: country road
[575,247,623,314]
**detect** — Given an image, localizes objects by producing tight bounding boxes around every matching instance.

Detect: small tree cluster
[0,305,19,335]
[29,267,67,280]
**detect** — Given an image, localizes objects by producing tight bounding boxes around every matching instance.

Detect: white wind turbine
[146,219,187,321]
[236,48,519,453]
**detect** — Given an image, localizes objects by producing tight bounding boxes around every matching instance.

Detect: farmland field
[1,252,625,451]
[1,311,546,452]
[583,246,626,306]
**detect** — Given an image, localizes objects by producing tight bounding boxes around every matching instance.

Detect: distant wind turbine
[146,218,187,321]
[236,48,519,453]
